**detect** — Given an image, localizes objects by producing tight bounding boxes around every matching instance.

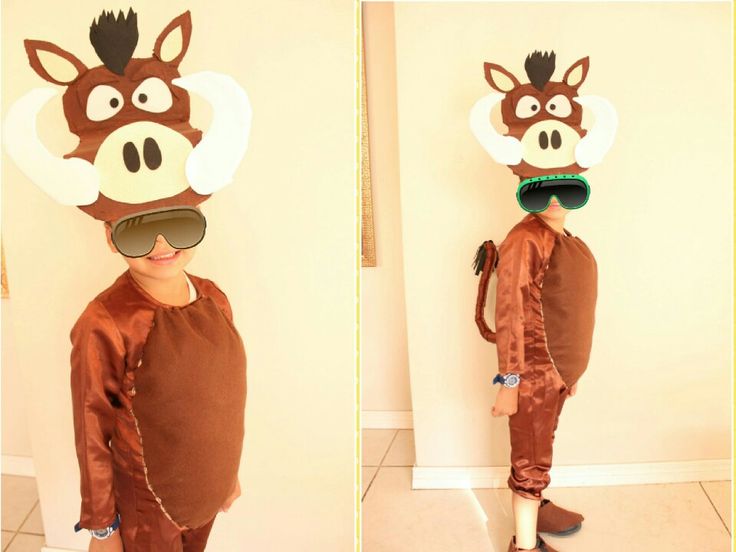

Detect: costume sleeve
[208,280,234,323]
[220,294,234,323]
[494,232,542,377]
[69,300,125,530]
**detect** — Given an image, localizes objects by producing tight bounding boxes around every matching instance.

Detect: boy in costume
[470,51,617,552]
[4,9,252,551]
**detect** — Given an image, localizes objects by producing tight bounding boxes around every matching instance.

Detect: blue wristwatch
[493,373,521,388]
[74,513,121,539]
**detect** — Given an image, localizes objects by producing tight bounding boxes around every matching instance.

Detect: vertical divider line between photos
[355,1,363,551]
[731,0,735,541]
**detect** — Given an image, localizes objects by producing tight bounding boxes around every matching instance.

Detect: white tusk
[3,88,99,206]
[469,92,522,166]
[173,71,252,195]
[573,95,618,168]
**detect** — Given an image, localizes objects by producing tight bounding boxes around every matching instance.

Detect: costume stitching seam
[129,407,180,529]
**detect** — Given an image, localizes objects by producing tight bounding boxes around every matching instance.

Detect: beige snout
[520,120,580,169]
[94,121,193,204]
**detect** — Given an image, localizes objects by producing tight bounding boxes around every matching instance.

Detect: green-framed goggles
[516,174,590,213]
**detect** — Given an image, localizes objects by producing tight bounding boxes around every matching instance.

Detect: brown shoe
[507,535,560,552]
[537,498,584,536]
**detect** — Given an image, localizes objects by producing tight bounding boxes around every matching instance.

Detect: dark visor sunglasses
[111,206,207,258]
[516,174,590,213]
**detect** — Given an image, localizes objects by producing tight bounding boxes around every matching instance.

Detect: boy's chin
[125,253,193,278]
[145,250,185,266]
[541,206,568,218]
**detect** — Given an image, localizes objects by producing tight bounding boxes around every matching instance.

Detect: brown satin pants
[113,465,216,551]
[507,365,570,501]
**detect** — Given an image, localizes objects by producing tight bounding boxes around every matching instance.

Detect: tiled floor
[362,429,732,552]
[3,445,733,552]
[1,476,45,552]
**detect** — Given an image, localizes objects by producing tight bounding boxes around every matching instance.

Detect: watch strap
[493,373,520,387]
[74,513,120,536]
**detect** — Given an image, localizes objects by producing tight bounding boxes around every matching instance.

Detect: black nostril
[143,138,162,170]
[551,130,561,149]
[123,142,140,173]
[539,131,549,150]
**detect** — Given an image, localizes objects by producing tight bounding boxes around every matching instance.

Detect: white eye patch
[545,94,572,118]
[132,77,173,113]
[515,95,541,119]
[86,85,124,121]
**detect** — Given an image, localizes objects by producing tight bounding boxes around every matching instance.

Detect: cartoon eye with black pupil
[132,78,172,113]
[545,95,572,117]
[515,96,541,119]
[86,85,124,121]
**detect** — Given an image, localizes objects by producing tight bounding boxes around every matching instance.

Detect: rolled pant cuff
[508,479,543,500]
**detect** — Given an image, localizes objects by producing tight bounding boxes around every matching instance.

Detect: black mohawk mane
[89,8,138,75]
[524,51,556,91]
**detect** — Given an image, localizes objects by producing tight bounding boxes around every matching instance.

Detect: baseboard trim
[2,455,36,477]
[412,459,730,489]
[362,410,413,429]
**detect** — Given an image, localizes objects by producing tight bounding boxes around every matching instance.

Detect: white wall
[361,4,413,415]
[390,2,731,469]
[2,1,355,550]
[2,296,33,459]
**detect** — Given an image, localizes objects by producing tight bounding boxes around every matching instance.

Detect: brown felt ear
[484,62,521,93]
[24,40,87,85]
[563,57,590,89]
[153,11,192,67]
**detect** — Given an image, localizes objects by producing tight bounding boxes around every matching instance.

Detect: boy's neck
[536,212,567,234]
[129,270,190,307]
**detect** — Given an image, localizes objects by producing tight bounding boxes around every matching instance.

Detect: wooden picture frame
[361,48,376,268]
[2,242,9,298]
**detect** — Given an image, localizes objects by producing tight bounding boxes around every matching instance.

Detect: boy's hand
[491,385,519,417]
[220,478,241,513]
[568,382,578,397]
[88,530,123,552]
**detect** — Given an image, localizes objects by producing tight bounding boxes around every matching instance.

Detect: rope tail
[473,240,498,343]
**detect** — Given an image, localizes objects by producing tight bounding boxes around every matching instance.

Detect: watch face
[505,374,520,387]
[91,528,110,538]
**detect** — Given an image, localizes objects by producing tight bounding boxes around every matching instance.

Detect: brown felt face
[61,59,195,147]
[484,54,591,177]
[500,82,584,138]
[23,10,207,221]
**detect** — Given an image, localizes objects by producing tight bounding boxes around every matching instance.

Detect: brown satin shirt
[495,213,597,388]
[70,271,246,530]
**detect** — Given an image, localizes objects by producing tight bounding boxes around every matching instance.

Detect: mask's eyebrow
[127,66,182,100]
[128,64,156,81]
[544,83,574,96]
[80,72,120,88]
[128,62,179,82]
